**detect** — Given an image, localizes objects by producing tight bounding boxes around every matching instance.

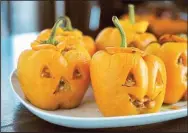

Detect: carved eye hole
[54,77,70,94]
[122,72,136,87]
[41,66,52,78]
[177,53,186,66]
[73,68,82,79]
[156,71,163,86]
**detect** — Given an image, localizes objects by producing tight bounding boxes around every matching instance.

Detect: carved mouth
[128,93,160,109]
[54,77,71,94]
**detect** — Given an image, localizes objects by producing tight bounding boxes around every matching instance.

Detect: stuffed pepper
[17,17,91,110]
[145,34,187,104]
[91,16,166,117]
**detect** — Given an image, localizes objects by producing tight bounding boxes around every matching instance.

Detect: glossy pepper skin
[145,34,187,104]
[95,4,156,51]
[90,16,166,117]
[95,26,136,51]
[17,17,91,110]
[36,16,96,56]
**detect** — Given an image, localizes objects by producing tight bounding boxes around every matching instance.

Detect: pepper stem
[46,16,64,44]
[128,4,135,24]
[63,16,73,31]
[45,16,73,45]
[112,16,127,48]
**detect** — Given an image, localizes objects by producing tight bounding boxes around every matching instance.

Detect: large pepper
[17,17,91,110]
[96,4,156,51]
[35,16,96,56]
[90,16,166,116]
[145,34,187,104]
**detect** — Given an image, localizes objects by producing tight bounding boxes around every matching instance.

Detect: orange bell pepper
[36,16,96,56]
[121,4,157,50]
[96,4,156,51]
[145,34,187,104]
[120,4,148,33]
[149,19,187,37]
[17,17,91,110]
[90,16,166,116]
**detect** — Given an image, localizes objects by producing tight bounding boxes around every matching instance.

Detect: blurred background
[1,0,187,38]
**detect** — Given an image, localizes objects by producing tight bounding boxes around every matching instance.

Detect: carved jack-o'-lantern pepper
[17,17,91,110]
[90,16,166,117]
[145,34,187,104]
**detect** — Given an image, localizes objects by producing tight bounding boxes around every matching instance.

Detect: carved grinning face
[145,41,187,104]
[90,47,166,116]
[159,42,187,103]
[18,48,90,110]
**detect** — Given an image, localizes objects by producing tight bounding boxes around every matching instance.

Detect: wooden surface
[1,33,188,132]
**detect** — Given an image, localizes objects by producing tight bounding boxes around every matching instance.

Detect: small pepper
[95,4,156,51]
[90,16,166,116]
[121,4,157,50]
[145,34,187,104]
[17,17,91,110]
[36,16,96,56]
[119,4,149,33]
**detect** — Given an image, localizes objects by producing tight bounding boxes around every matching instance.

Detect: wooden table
[1,33,188,132]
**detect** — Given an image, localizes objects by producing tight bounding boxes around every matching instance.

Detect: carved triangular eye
[41,66,52,78]
[156,71,163,86]
[177,53,186,66]
[122,71,136,87]
[73,68,82,79]
[178,56,183,64]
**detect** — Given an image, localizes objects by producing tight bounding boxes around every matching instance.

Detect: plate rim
[10,69,188,122]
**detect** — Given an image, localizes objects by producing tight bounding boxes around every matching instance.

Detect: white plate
[10,70,187,129]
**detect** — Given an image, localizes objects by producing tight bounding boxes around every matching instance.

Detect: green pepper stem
[63,16,73,31]
[46,16,73,45]
[112,16,127,48]
[46,16,64,44]
[128,4,135,24]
